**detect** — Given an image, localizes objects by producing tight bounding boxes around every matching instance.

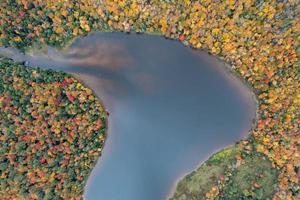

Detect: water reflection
[58,39,134,69]
[0,32,257,200]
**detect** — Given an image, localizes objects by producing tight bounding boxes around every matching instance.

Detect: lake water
[0,32,257,200]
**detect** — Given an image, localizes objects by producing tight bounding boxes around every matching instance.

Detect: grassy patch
[170,146,238,200]
[219,153,278,199]
[170,146,278,200]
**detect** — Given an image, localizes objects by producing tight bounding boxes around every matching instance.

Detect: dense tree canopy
[0,57,107,199]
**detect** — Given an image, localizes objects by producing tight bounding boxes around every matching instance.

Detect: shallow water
[0,32,257,200]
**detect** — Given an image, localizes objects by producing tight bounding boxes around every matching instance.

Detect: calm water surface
[0,33,257,200]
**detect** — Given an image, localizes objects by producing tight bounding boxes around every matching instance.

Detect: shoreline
[1,31,260,200]
[160,33,261,199]
[67,31,260,200]
[166,144,235,200]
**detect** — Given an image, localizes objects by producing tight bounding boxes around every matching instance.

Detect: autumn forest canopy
[0,0,299,199]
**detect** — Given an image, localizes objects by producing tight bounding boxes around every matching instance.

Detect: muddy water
[0,32,257,200]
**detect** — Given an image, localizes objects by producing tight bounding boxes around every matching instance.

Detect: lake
[0,32,257,200]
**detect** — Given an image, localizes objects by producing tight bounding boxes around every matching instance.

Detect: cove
[0,32,257,200]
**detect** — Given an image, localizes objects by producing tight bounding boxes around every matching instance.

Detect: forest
[0,0,299,199]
